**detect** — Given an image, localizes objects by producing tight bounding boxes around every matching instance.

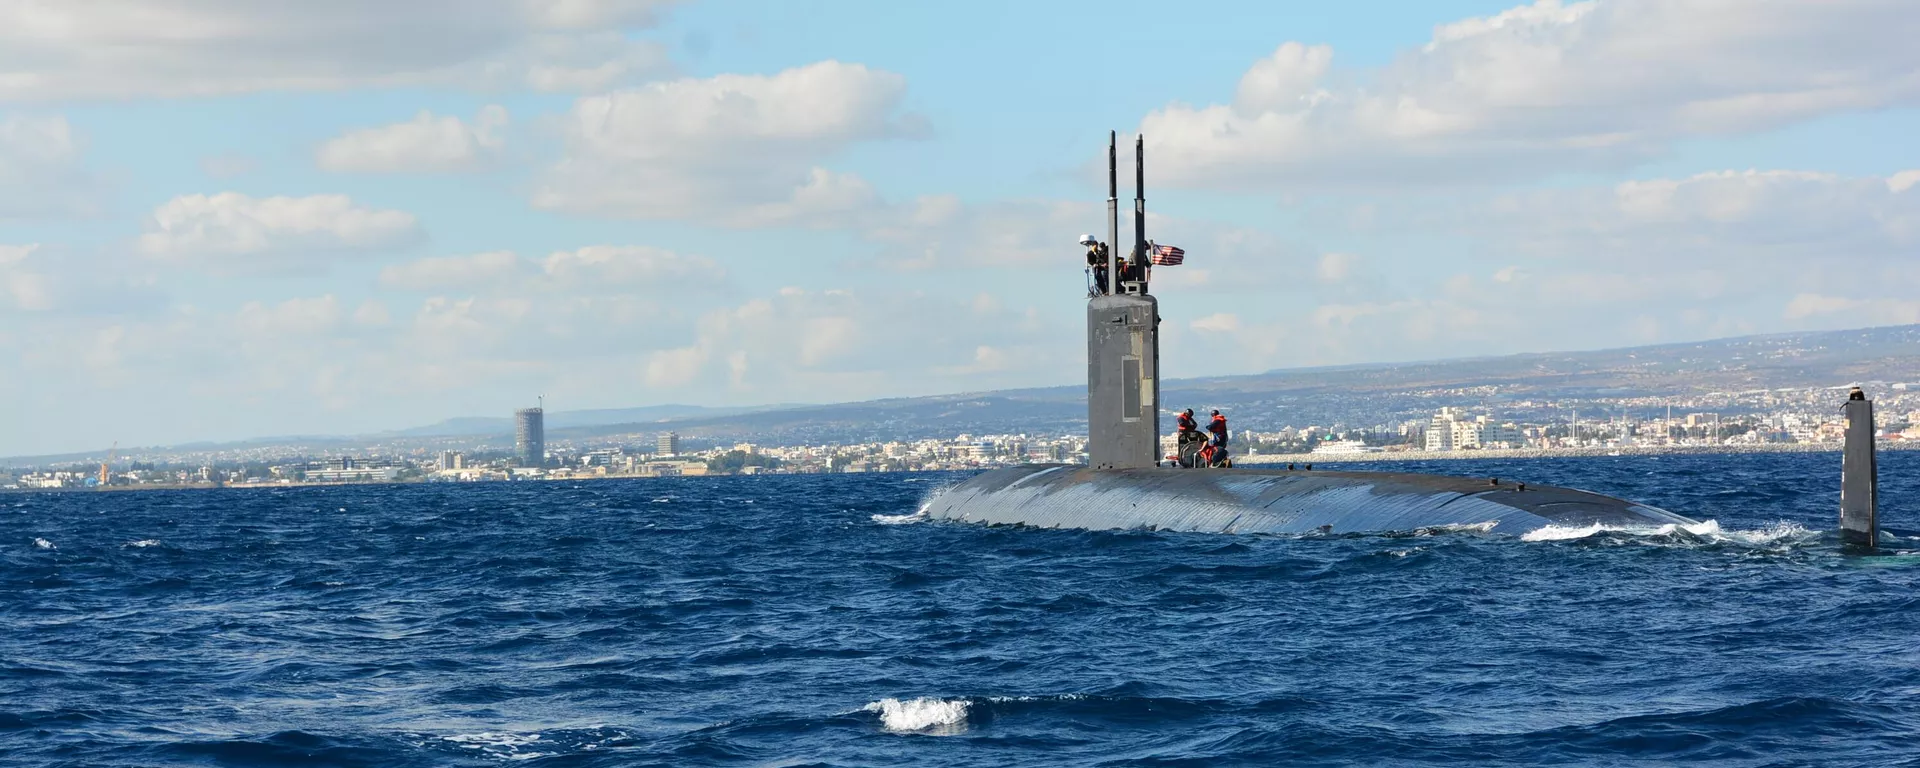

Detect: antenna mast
[1134,134,1146,291]
[1107,131,1119,295]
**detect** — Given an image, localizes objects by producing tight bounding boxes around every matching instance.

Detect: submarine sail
[923,131,1701,536]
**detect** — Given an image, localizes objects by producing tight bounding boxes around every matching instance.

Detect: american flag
[1149,243,1185,266]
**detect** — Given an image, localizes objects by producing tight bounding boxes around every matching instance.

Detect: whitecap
[871,511,925,525]
[128,539,160,548]
[1417,521,1498,536]
[442,731,548,760]
[1520,519,1806,546]
[864,697,970,734]
[33,537,54,549]
[1521,523,1609,542]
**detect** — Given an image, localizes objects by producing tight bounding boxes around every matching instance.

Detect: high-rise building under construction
[515,407,545,467]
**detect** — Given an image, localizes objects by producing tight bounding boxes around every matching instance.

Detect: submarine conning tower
[1088,132,1161,470]
[923,131,1702,536]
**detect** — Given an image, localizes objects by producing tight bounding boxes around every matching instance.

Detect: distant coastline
[4,441,1911,494]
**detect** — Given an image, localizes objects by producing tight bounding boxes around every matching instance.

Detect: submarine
[925,133,1884,541]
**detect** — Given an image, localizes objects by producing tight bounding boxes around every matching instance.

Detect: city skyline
[4,1,1920,457]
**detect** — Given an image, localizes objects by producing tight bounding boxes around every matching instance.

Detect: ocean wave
[440,730,548,759]
[32,537,53,549]
[864,697,972,735]
[1521,519,1815,546]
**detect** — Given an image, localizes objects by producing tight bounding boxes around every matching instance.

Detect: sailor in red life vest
[1174,408,1203,467]
[1202,410,1230,467]
[1207,410,1228,448]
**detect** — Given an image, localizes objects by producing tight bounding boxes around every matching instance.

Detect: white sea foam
[871,511,925,525]
[1521,523,1610,542]
[1420,521,1499,535]
[1520,519,1804,545]
[128,539,160,548]
[442,731,548,760]
[444,731,542,748]
[33,537,54,549]
[864,697,971,734]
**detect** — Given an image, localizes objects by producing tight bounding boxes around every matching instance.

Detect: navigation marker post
[1841,387,1878,549]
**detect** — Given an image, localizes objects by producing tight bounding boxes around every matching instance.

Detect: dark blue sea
[7,452,1920,767]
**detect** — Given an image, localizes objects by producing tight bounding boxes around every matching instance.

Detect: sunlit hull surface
[924,464,1696,535]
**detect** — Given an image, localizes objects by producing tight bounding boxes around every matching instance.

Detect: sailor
[1081,234,1109,296]
[1120,247,1146,286]
[1175,408,1202,467]
[1206,410,1231,467]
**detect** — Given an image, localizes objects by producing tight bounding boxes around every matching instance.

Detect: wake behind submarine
[925,133,1885,541]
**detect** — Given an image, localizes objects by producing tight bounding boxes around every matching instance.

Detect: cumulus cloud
[0,114,94,219]
[0,243,52,311]
[0,0,679,100]
[1784,294,1920,326]
[379,251,527,291]
[1316,252,1358,283]
[1452,169,1920,268]
[318,106,510,173]
[138,193,424,273]
[533,60,923,224]
[234,295,348,337]
[1140,0,1920,189]
[639,287,1060,398]
[1190,313,1242,333]
[379,245,727,292]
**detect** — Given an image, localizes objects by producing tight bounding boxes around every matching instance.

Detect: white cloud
[318,106,509,173]
[1889,170,1920,194]
[0,114,93,219]
[533,60,922,224]
[0,243,52,311]
[380,251,526,291]
[1141,0,1920,189]
[540,245,727,289]
[138,193,423,273]
[235,295,347,337]
[1316,252,1358,283]
[861,197,1105,270]
[637,287,1062,398]
[379,245,726,293]
[1461,169,1920,267]
[1190,313,1241,333]
[0,0,679,100]
[1784,294,1920,326]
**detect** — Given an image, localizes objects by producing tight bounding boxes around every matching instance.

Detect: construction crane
[98,442,116,488]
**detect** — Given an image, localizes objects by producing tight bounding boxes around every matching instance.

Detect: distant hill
[10,324,1920,464]
[542,324,1920,445]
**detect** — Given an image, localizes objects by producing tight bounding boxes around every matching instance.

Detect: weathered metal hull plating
[924,465,1696,535]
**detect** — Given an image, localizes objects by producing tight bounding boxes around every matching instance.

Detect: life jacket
[1176,414,1197,432]
[1208,415,1227,436]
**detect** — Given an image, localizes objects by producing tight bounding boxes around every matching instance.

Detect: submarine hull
[924,465,1695,535]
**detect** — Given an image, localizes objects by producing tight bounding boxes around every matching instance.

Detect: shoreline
[7,442,1906,494]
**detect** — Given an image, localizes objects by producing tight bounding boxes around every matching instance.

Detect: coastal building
[657,432,680,456]
[515,407,545,467]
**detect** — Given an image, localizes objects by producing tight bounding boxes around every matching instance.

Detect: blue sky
[3,0,1918,457]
